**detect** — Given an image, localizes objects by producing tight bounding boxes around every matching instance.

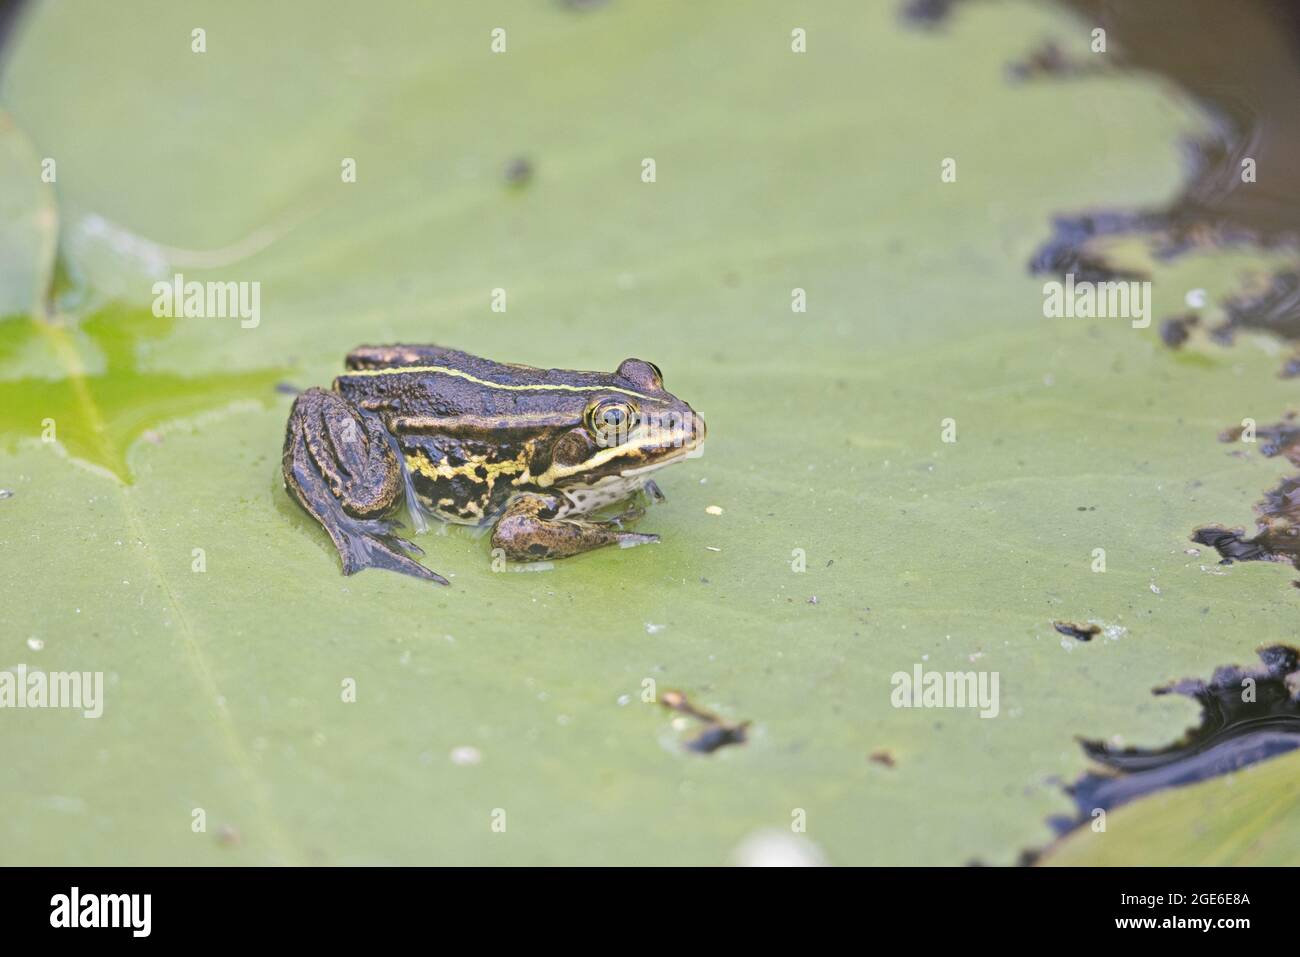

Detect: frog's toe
[340,528,449,585]
[616,531,659,549]
[349,517,425,556]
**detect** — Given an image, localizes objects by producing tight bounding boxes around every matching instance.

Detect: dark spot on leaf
[1159,313,1199,348]
[660,689,749,755]
[685,723,748,754]
[504,156,533,187]
[1053,620,1100,642]
[899,0,962,28]
[1006,40,1109,83]
[869,749,897,768]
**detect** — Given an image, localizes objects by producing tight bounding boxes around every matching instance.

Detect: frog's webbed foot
[490,493,659,562]
[282,388,449,585]
[348,517,426,556]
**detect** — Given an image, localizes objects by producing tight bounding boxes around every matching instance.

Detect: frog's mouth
[619,443,703,478]
[617,410,706,478]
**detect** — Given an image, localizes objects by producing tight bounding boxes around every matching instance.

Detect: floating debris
[660,689,749,754]
[1007,40,1109,83]
[869,749,897,768]
[1053,621,1101,642]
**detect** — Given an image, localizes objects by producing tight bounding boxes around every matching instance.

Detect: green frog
[282,344,706,584]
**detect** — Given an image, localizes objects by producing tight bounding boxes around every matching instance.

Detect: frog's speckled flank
[282,344,706,583]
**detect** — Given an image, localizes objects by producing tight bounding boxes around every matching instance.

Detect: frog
[281,344,707,584]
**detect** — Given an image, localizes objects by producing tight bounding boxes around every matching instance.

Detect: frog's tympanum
[282,345,706,584]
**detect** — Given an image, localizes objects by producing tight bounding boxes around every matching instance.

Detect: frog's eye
[586,399,638,443]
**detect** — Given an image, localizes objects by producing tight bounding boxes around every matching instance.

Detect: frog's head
[531,358,706,490]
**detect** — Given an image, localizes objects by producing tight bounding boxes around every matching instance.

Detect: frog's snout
[690,410,707,449]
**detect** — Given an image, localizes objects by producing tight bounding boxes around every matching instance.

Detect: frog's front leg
[282,388,448,584]
[490,493,659,562]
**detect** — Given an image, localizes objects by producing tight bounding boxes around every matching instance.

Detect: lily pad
[1043,748,1300,866]
[1,0,1298,865]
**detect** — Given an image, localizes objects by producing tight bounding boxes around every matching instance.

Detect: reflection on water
[1036,0,1300,351]
[1057,646,1300,835]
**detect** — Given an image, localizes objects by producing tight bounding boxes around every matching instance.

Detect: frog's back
[334,343,658,422]
[343,343,634,391]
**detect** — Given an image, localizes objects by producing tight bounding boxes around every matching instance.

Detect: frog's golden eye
[586,399,638,441]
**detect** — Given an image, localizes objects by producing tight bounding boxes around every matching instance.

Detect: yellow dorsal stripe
[340,364,653,399]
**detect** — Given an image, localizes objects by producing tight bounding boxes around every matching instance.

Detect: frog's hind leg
[490,493,659,562]
[282,388,449,584]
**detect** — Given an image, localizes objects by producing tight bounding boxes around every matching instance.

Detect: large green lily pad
[1,0,1297,865]
[1043,748,1300,866]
